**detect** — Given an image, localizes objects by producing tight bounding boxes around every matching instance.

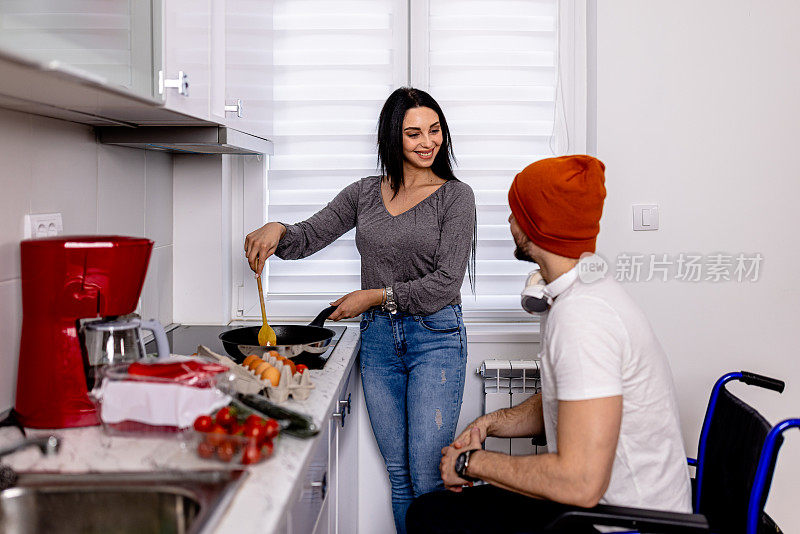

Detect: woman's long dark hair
[376,87,476,294]
[377,87,456,195]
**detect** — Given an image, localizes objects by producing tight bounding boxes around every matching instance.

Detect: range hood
[97,126,273,155]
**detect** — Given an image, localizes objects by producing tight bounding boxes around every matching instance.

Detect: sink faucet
[0,435,59,491]
[0,435,60,461]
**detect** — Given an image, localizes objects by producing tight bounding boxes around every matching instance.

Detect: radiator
[478,359,541,455]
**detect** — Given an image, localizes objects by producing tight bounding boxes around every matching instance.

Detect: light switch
[632,204,659,231]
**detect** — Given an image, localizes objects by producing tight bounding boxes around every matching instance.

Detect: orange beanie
[508,155,606,259]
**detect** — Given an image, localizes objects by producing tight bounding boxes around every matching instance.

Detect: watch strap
[456,449,478,482]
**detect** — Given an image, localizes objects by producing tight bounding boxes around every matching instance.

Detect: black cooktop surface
[147,324,348,370]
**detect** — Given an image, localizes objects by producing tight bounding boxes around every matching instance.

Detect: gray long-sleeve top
[275,176,475,316]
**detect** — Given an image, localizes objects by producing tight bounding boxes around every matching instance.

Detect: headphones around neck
[521,270,551,313]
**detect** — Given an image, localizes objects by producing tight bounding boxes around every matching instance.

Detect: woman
[244,87,475,533]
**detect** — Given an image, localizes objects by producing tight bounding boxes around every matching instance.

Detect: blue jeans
[360,304,468,534]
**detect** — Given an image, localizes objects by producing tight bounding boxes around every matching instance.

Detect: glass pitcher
[81,317,170,388]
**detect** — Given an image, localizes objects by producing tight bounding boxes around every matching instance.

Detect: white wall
[595,0,800,527]
[0,109,174,414]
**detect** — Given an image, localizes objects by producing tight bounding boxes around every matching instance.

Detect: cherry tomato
[207,424,228,447]
[241,443,262,465]
[244,424,268,446]
[217,441,235,462]
[215,407,235,429]
[197,441,214,459]
[262,438,274,458]
[263,418,280,439]
[244,414,265,430]
[193,415,214,433]
[228,422,244,436]
[295,364,308,374]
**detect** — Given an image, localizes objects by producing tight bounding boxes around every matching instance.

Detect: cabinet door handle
[225,99,243,118]
[159,70,189,96]
[332,408,346,428]
[339,393,353,414]
[310,473,327,500]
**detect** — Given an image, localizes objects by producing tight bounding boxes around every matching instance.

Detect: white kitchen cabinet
[161,0,216,121]
[332,367,358,534]
[287,359,359,534]
[290,419,330,534]
[162,0,274,133]
[224,0,274,138]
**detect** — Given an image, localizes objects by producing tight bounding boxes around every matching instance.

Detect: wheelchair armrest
[544,503,709,533]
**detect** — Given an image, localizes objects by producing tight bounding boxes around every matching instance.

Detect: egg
[247,357,264,371]
[261,365,281,387]
[253,361,270,375]
[268,350,281,359]
[243,355,258,368]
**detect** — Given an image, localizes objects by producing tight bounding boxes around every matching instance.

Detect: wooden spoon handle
[256,274,268,323]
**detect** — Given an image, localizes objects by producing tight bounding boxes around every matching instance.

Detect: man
[406,155,692,533]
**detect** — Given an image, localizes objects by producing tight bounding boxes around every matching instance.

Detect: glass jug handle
[140,319,170,359]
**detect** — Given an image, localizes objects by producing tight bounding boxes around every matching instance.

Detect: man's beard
[514,246,537,264]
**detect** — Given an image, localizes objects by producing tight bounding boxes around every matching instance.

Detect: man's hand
[452,419,489,450]
[329,289,383,321]
[244,222,286,275]
[440,427,482,492]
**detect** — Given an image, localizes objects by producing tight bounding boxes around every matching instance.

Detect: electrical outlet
[24,213,63,239]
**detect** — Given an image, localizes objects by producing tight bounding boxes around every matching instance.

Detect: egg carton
[242,353,314,402]
[195,345,314,402]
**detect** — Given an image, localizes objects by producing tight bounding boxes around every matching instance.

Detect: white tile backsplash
[0,109,32,282]
[0,113,173,415]
[0,280,22,413]
[98,144,146,237]
[145,150,174,247]
[141,245,174,327]
[29,115,98,235]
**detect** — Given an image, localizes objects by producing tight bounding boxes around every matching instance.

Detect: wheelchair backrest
[697,385,783,534]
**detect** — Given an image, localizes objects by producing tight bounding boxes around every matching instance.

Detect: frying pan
[219,306,337,361]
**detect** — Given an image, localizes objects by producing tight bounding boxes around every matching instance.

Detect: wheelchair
[544,371,798,534]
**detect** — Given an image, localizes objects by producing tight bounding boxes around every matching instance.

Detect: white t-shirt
[539,263,692,513]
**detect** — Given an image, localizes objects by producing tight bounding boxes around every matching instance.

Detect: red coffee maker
[15,236,154,428]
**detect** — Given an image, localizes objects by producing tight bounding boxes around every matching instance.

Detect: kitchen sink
[0,470,247,534]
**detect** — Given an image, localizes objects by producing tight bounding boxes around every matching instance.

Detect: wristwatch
[455,449,478,482]
[382,286,397,314]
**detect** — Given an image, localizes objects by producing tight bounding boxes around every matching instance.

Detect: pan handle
[309,305,338,328]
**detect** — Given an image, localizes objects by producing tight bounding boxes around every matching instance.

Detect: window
[237,0,586,321]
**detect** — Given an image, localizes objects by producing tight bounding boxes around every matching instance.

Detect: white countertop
[0,326,361,534]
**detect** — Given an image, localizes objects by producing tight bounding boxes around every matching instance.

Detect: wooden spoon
[256,274,277,347]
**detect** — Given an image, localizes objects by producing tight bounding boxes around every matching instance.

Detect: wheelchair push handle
[741,371,785,393]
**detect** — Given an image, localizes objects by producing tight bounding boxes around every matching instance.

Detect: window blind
[262,0,405,319]
[253,0,577,321]
[425,0,559,320]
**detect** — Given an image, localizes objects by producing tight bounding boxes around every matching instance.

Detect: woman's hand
[329,289,384,321]
[245,223,286,274]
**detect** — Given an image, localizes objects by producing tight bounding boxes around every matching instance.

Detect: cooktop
[147,324,348,370]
